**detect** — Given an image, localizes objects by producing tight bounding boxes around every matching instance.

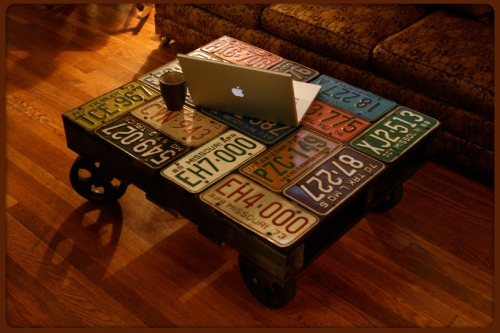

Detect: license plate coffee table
[62,36,439,309]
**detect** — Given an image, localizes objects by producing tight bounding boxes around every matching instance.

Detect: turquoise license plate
[350,106,439,163]
[311,75,396,122]
[199,107,295,145]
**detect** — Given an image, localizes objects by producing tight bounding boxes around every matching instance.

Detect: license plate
[199,107,295,145]
[239,128,340,192]
[137,59,195,108]
[95,115,189,169]
[301,100,371,142]
[187,48,229,62]
[270,60,320,82]
[311,75,396,122]
[283,147,384,216]
[132,98,228,147]
[63,81,158,131]
[200,36,283,69]
[350,106,440,163]
[200,174,319,247]
[161,130,266,193]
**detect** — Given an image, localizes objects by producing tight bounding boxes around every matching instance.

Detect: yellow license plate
[239,128,341,192]
[301,100,371,142]
[63,81,158,131]
[132,98,228,147]
[200,174,319,247]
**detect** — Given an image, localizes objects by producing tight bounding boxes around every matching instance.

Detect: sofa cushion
[373,10,494,120]
[261,4,428,69]
[196,4,268,29]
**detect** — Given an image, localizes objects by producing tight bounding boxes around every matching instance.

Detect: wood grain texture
[4,4,494,328]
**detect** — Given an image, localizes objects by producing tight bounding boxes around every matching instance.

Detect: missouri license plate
[95,115,189,169]
[301,100,371,142]
[200,36,283,69]
[239,128,340,192]
[132,98,228,147]
[199,107,295,145]
[284,147,384,216]
[270,60,320,82]
[64,81,158,131]
[200,174,319,247]
[311,75,396,122]
[350,106,439,163]
[161,130,266,193]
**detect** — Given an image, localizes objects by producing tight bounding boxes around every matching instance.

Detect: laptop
[177,54,321,127]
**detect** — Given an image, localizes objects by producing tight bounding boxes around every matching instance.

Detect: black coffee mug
[159,71,187,111]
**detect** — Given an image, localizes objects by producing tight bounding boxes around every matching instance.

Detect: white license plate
[200,174,319,247]
[161,130,266,193]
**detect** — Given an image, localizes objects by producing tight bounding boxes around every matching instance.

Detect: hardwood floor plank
[6,212,146,327]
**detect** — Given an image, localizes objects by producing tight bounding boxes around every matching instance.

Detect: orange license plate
[239,128,340,192]
[301,100,371,142]
[200,174,319,247]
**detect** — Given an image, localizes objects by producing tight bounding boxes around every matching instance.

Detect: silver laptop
[177,54,321,127]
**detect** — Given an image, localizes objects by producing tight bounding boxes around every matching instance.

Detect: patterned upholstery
[261,4,428,69]
[197,4,268,29]
[154,4,494,180]
[373,10,494,120]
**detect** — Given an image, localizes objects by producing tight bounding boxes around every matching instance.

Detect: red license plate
[301,100,371,142]
[239,128,341,192]
[200,36,283,69]
[283,147,384,216]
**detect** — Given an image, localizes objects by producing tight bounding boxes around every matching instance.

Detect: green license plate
[350,106,440,163]
[239,128,341,192]
[283,147,384,216]
[132,97,228,147]
[200,174,319,247]
[161,130,266,193]
[95,115,189,169]
[63,81,158,131]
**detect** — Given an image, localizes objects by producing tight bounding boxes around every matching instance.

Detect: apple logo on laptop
[231,86,244,97]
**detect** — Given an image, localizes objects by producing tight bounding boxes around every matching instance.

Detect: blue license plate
[199,107,295,145]
[311,75,396,122]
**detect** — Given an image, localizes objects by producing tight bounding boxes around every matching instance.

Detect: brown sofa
[154,3,494,183]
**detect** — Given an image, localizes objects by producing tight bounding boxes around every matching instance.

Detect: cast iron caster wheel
[70,156,128,203]
[373,185,404,213]
[238,255,296,309]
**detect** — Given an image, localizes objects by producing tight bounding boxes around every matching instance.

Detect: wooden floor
[4,4,495,328]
